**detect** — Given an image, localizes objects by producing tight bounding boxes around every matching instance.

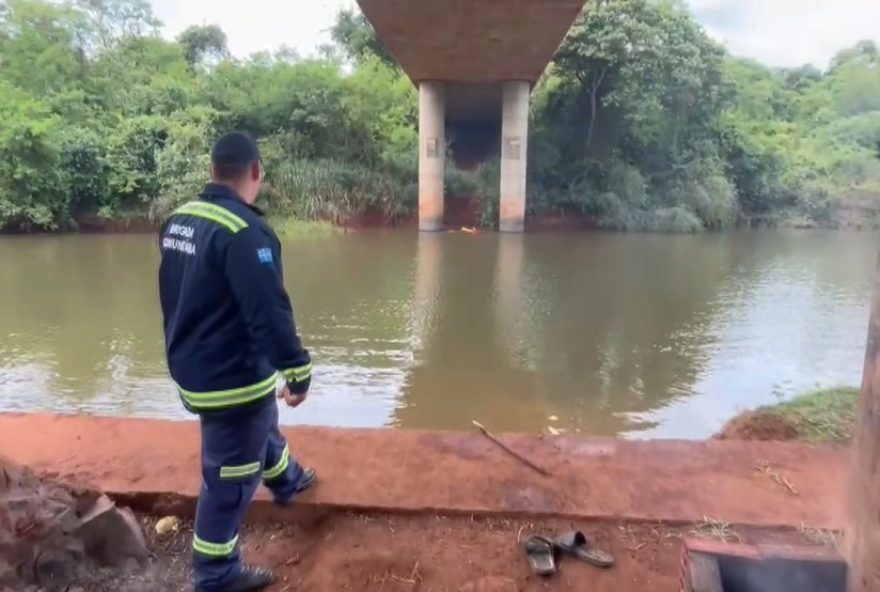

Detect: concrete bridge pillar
[418,81,445,232]
[499,81,530,233]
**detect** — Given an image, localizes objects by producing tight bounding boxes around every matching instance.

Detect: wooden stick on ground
[472,420,551,477]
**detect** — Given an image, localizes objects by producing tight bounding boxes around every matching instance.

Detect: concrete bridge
[355,0,585,232]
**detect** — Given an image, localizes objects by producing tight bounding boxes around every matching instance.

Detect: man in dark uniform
[158,132,316,592]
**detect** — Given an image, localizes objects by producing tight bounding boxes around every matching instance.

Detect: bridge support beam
[499,81,530,233]
[418,81,445,232]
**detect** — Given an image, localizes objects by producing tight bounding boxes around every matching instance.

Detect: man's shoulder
[212,197,262,226]
[224,200,278,236]
[207,199,280,252]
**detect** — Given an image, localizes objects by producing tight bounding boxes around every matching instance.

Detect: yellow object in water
[155,515,180,536]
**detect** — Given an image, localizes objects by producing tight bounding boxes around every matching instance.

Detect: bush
[669,159,738,229]
[597,203,704,233]
[444,167,480,199]
[151,107,218,220]
[474,160,500,228]
[0,88,68,231]
[264,159,414,222]
[105,115,168,213]
[58,128,110,219]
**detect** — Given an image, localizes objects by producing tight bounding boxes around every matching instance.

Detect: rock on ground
[75,493,148,566]
[0,458,147,591]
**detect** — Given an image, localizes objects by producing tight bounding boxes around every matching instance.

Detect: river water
[0,230,874,438]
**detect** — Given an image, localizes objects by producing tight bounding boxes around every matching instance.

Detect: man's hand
[278,384,308,408]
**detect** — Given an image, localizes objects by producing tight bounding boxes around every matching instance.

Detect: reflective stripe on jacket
[159,183,311,413]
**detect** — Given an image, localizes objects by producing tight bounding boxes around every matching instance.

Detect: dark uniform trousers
[193,399,305,590]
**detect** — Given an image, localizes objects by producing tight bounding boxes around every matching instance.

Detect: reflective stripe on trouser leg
[262,444,289,480]
[262,402,304,503]
[219,461,262,480]
[193,402,276,590]
[193,533,239,557]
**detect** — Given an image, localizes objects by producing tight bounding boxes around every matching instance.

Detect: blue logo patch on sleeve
[257,248,274,264]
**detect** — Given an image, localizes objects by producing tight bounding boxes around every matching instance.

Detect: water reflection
[0,231,873,438]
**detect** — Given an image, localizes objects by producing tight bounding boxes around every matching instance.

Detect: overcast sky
[150,0,880,69]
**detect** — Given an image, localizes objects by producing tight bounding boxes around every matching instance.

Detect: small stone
[74,495,149,566]
[155,515,180,537]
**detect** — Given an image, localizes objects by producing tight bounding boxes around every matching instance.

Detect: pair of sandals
[523,531,614,576]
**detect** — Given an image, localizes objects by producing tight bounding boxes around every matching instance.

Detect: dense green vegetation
[1,0,878,232]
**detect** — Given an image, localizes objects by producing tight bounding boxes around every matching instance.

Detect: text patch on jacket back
[162,223,197,256]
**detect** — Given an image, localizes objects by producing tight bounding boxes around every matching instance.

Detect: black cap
[211,132,260,167]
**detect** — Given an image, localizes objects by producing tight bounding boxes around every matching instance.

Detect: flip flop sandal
[523,535,558,576]
[554,531,615,568]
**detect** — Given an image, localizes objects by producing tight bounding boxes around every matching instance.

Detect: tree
[74,0,159,51]
[830,39,878,71]
[553,0,650,149]
[177,24,229,69]
[832,58,880,116]
[553,0,726,156]
[0,82,68,230]
[330,9,396,68]
[536,0,735,230]
[0,0,88,95]
[783,64,822,92]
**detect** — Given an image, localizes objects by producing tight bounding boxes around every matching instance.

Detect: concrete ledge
[0,414,847,529]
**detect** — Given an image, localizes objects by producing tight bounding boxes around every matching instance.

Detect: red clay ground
[0,415,847,530]
[91,513,827,592]
[0,414,847,590]
[715,411,801,442]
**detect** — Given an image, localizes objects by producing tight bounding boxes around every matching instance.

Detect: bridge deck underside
[356,0,584,90]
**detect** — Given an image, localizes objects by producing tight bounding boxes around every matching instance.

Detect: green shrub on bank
[264,159,415,223]
[597,204,705,233]
[266,217,339,237]
[444,167,481,199]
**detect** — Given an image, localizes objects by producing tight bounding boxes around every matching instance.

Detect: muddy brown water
[0,230,873,438]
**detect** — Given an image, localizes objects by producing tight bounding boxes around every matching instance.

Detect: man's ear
[250,161,261,181]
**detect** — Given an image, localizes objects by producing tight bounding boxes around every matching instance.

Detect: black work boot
[196,566,276,592]
[272,467,318,507]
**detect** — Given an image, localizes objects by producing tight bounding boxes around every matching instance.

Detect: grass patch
[767,387,858,444]
[717,387,858,444]
[267,217,339,238]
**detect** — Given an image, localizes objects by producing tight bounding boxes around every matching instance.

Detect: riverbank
[11,192,880,236]
[0,414,847,591]
[0,414,846,527]
[71,214,343,237]
[716,387,858,444]
[67,207,593,235]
